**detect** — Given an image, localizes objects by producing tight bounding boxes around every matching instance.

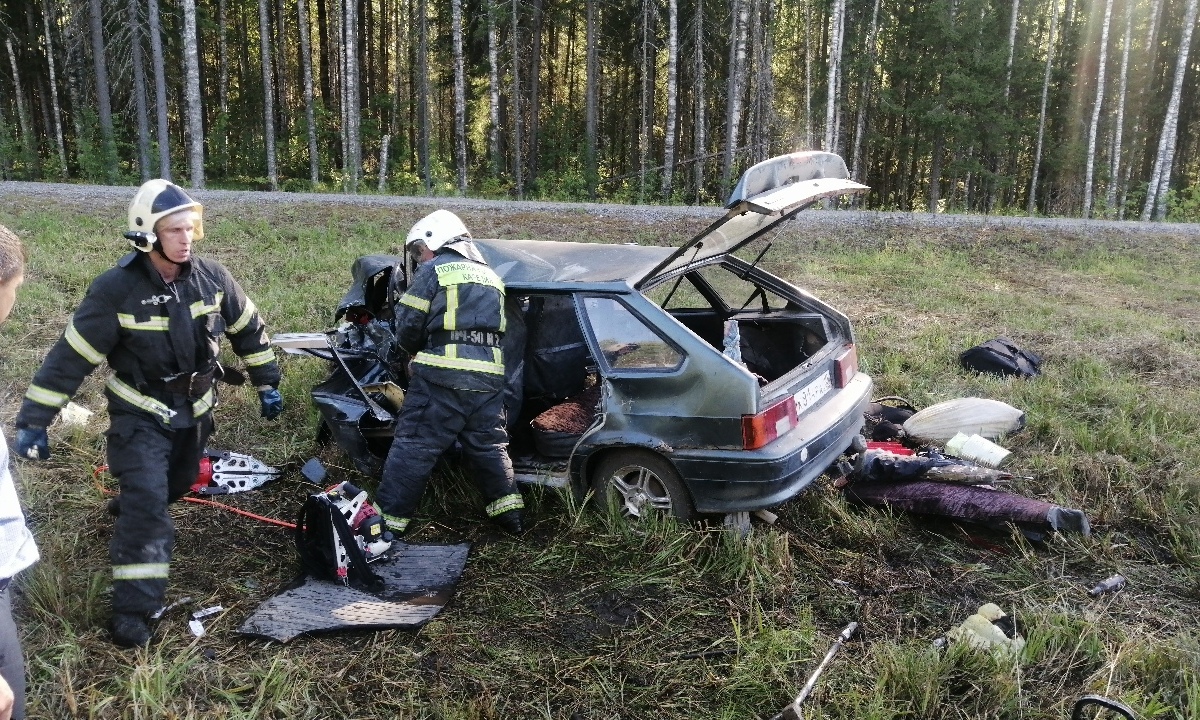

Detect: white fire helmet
[125,179,204,252]
[405,209,471,253]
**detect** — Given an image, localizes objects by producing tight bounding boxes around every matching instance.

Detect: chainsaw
[323,481,394,565]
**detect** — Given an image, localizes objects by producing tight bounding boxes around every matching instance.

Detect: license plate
[793,371,833,415]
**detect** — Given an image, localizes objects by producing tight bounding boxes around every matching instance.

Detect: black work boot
[106,496,121,516]
[110,612,152,648]
[493,509,524,534]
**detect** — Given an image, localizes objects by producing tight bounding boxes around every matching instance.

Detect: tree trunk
[721,0,748,194]
[639,0,653,202]
[42,0,68,176]
[298,0,320,186]
[1081,0,1113,218]
[148,0,171,179]
[1142,0,1197,221]
[346,0,362,191]
[692,0,705,202]
[662,0,679,198]
[511,0,525,199]
[1027,0,1058,214]
[417,0,429,193]
[126,0,151,181]
[87,0,116,180]
[218,0,229,116]
[1003,0,1020,100]
[528,0,544,183]
[823,0,845,153]
[803,0,812,148]
[1105,0,1133,218]
[489,0,502,178]
[258,0,279,190]
[851,0,880,185]
[182,0,205,188]
[585,0,598,199]
[452,0,468,193]
[4,39,35,169]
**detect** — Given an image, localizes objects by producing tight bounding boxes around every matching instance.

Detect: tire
[590,449,696,521]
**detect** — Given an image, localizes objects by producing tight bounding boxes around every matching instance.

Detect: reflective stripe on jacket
[17,251,281,430]
[395,250,507,392]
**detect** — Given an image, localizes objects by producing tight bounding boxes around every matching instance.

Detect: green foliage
[1166,185,1200,223]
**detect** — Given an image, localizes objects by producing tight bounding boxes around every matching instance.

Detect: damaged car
[291,151,874,522]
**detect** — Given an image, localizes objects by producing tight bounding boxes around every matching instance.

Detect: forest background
[0,0,1197,220]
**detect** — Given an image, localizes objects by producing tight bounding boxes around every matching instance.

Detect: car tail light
[834,344,858,388]
[743,395,798,450]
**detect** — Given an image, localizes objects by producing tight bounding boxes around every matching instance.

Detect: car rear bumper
[670,373,873,514]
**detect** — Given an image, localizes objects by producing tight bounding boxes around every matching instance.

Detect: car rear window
[582,297,683,370]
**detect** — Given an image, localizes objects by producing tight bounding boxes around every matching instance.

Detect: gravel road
[3,180,1199,238]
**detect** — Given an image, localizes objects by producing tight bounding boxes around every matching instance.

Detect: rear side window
[582,297,683,370]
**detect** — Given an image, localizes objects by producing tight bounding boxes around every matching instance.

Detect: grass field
[1,192,1198,719]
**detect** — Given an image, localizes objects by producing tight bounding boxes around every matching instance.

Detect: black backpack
[960,337,1042,378]
[295,492,384,590]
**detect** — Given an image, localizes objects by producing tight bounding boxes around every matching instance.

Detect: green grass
[2,195,1198,718]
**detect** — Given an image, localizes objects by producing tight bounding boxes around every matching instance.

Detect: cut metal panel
[238,542,471,643]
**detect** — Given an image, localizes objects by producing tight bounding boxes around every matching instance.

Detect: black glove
[259,388,283,420]
[16,427,50,460]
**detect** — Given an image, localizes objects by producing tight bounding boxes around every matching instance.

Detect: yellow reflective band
[413,352,505,375]
[106,376,176,422]
[434,262,504,291]
[499,305,507,333]
[189,300,220,319]
[65,321,105,365]
[25,384,69,409]
[112,563,170,580]
[228,300,257,334]
[374,506,409,533]
[444,284,459,330]
[486,493,525,517]
[117,313,170,331]
[243,349,275,367]
[191,388,215,417]
[399,294,431,313]
[492,347,502,366]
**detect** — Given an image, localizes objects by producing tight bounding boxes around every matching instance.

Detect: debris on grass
[901,397,1025,442]
[1088,574,1127,597]
[942,603,1024,655]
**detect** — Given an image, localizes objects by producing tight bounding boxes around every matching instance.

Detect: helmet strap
[151,241,185,267]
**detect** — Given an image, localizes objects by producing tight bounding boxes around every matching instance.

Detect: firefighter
[13,180,283,648]
[375,210,523,536]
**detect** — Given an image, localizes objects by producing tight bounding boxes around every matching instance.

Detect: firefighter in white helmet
[15,180,283,648]
[374,209,524,535]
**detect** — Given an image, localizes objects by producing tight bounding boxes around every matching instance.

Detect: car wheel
[590,449,696,521]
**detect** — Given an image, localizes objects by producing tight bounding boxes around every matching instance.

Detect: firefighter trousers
[376,374,519,532]
[106,409,212,614]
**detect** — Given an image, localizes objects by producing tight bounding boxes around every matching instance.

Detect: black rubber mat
[238,542,471,643]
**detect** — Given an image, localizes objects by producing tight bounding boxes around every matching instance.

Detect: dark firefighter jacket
[395,247,506,393]
[17,251,280,430]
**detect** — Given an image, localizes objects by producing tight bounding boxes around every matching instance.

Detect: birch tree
[452,0,468,193]
[851,0,881,183]
[489,0,502,178]
[1142,0,1198,221]
[1027,0,1058,214]
[1105,0,1133,218]
[511,0,524,199]
[661,0,679,198]
[4,39,34,167]
[127,0,151,181]
[639,0,654,202]
[298,0,319,186]
[692,0,705,201]
[182,0,205,187]
[417,0,429,193]
[148,0,171,179]
[345,0,362,192]
[824,0,846,153]
[803,0,812,148]
[87,0,117,180]
[585,0,598,198]
[1081,0,1113,218]
[42,0,68,175]
[258,0,279,190]
[1003,0,1020,100]
[721,0,749,194]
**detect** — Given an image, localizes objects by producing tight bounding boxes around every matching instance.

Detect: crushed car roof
[473,239,674,286]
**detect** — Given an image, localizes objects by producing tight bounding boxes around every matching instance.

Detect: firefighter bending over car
[375,210,524,536]
[14,180,283,648]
